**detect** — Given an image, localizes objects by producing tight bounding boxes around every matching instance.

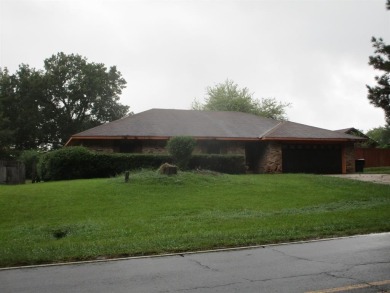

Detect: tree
[192,79,290,120]
[0,69,14,156]
[0,65,45,152]
[42,52,130,147]
[0,52,130,150]
[366,2,390,125]
[166,136,196,170]
[367,37,390,125]
[366,126,390,148]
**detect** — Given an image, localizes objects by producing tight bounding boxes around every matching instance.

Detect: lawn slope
[0,171,389,267]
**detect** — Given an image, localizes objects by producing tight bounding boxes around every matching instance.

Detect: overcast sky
[1,0,389,132]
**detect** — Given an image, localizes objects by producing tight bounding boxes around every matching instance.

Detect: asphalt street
[1,233,389,293]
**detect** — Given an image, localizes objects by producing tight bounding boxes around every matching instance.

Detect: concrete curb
[1,232,389,271]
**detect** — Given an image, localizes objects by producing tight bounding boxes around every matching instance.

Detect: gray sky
[1,0,389,132]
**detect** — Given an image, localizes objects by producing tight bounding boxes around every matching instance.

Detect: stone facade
[70,139,356,174]
[142,140,167,154]
[344,143,355,174]
[194,141,245,155]
[74,139,245,156]
[78,140,115,153]
[257,142,282,173]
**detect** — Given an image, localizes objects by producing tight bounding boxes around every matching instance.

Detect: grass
[364,166,390,174]
[0,170,389,268]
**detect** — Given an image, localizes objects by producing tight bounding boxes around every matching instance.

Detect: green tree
[367,37,390,125]
[42,52,130,147]
[0,69,14,156]
[192,79,290,120]
[166,136,196,170]
[366,126,390,148]
[0,52,130,150]
[366,2,390,125]
[0,65,45,151]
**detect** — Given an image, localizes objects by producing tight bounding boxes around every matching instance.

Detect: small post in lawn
[124,171,130,183]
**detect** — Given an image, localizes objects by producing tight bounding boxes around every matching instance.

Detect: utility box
[355,159,365,173]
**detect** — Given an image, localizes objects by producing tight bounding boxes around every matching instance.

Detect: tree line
[0,52,130,155]
[365,0,390,147]
[0,54,291,157]
[2,0,390,158]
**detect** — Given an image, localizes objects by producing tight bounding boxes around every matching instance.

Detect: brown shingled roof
[71,109,280,140]
[66,109,363,145]
[263,121,363,141]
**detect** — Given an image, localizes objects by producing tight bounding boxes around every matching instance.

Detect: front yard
[0,171,389,267]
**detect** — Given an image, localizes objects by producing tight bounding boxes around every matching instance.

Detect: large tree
[192,79,290,120]
[367,37,390,125]
[42,52,129,147]
[366,1,390,125]
[0,65,45,151]
[0,52,130,150]
[366,126,390,148]
[0,69,14,154]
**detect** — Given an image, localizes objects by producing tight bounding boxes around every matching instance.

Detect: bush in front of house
[37,146,97,181]
[166,136,196,170]
[37,146,246,181]
[19,150,42,181]
[98,152,173,174]
[37,146,173,181]
[189,154,246,174]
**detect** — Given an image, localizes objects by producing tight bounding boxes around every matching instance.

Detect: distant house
[66,109,364,174]
[335,127,378,148]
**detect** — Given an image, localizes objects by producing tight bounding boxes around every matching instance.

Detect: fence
[0,160,25,184]
[354,148,390,168]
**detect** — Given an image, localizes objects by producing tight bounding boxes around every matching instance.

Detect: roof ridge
[260,121,285,138]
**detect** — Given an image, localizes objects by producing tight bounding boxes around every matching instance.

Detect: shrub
[37,146,173,181]
[37,147,96,181]
[166,136,196,170]
[19,150,42,181]
[37,146,245,181]
[189,154,246,174]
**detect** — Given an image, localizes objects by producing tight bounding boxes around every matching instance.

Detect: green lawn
[365,166,390,174]
[0,171,389,267]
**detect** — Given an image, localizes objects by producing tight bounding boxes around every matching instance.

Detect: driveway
[1,233,389,293]
[328,174,390,185]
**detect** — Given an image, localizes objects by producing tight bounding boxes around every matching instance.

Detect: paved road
[1,233,389,293]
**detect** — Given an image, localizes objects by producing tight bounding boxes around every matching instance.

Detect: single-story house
[65,109,364,174]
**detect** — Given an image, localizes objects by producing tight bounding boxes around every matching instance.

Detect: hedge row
[37,147,172,181]
[37,147,246,181]
[190,154,246,174]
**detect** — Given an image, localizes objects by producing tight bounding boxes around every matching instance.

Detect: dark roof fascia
[66,136,262,145]
[261,137,365,142]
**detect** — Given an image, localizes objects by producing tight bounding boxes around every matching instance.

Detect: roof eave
[65,135,262,145]
[261,137,365,142]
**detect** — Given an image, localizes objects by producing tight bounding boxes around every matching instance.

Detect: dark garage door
[282,144,342,174]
